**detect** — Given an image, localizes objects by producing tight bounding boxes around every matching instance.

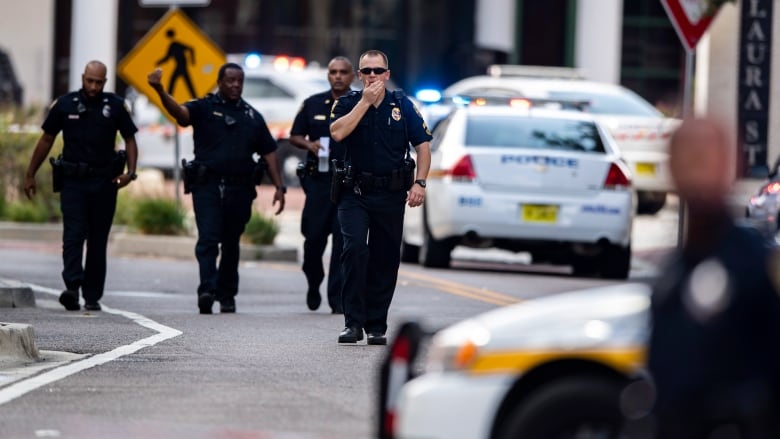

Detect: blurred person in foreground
[25,60,138,312]
[148,63,286,314]
[289,56,354,313]
[647,117,780,438]
[330,50,432,345]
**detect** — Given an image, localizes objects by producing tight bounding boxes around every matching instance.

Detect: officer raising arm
[330,50,432,345]
[147,63,285,314]
[24,60,139,312]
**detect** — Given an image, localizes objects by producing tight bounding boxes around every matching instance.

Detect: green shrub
[131,198,187,235]
[4,200,50,223]
[113,191,136,226]
[243,212,279,245]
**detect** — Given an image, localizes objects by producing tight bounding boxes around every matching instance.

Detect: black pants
[191,182,256,300]
[301,173,344,311]
[60,176,118,303]
[338,189,406,333]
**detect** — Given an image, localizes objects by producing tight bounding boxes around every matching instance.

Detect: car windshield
[546,90,661,117]
[465,115,606,153]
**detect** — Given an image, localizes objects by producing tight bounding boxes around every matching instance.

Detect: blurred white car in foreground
[402,99,634,279]
[378,282,653,439]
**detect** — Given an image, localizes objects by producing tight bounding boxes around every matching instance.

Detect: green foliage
[243,212,279,245]
[4,199,50,223]
[113,191,136,226]
[0,108,61,222]
[131,198,187,235]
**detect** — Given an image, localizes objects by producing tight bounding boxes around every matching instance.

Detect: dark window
[465,115,605,153]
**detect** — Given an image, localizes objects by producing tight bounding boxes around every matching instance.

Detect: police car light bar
[487,64,587,80]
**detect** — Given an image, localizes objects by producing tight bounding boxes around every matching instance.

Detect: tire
[400,240,420,263]
[419,210,452,268]
[601,243,631,280]
[571,255,599,278]
[495,377,625,439]
[636,191,666,215]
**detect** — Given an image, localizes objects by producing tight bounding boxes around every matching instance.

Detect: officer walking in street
[148,62,286,314]
[24,60,139,312]
[330,50,431,345]
[289,56,355,314]
[647,118,780,437]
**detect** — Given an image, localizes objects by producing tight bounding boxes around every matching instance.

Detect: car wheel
[636,191,666,215]
[571,255,599,278]
[601,243,631,280]
[495,377,625,439]
[419,209,452,268]
[400,240,420,263]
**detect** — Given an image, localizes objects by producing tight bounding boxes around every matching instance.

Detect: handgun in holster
[330,159,354,204]
[181,159,195,194]
[49,155,63,193]
[253,157,267,185]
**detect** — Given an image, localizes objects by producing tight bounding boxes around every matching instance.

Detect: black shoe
[59,290,80,311]
[306,288,321,311]
[220,297,236,313]
[84,302,101,311]
[338,326,364,343]
[331,308,344,315]
[366,332,387,346]
[198,293,215,314]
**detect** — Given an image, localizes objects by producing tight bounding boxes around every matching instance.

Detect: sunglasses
[359,67,388,75]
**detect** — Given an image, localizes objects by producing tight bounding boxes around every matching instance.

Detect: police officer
[24,60,139,312]
[647,118,780,437]
[148,63,286,314]
[289,56,354,313]
[330,50,432,345]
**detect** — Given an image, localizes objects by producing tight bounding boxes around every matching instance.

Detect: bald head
[669,118,734,207]
[81,60,107,99]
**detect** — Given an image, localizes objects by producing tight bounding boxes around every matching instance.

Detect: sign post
[118,7,225,203]
[660,0,724,246]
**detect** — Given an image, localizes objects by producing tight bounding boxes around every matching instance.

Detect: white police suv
[402,98,635,279]
[418,66,678,214]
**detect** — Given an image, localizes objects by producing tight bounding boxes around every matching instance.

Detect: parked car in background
[417,65,679,214]
[402,98,634,279]
[378,282,653,439]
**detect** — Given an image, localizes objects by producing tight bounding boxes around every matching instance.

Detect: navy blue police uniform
[331,89,432,337]
[648,220,780,437]
[42,90,137,306]
[184,92,277,310]
[290,90,345,313]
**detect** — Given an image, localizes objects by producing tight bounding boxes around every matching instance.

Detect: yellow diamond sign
[118,9,225,122]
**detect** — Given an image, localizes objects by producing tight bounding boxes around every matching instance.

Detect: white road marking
[0,284,182,406]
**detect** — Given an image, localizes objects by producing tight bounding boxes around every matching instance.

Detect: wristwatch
[414,179,427,188]
[276,185,287,194]
[128,172,138,181]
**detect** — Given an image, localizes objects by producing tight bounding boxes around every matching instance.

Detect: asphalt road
[0,192,679,439]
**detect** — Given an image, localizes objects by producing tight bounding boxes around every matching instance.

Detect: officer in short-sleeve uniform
[330,80,432,344]
[148,62,287,314]
[24,60,139,312]
[184,93,278,311]
[290,90,346,313]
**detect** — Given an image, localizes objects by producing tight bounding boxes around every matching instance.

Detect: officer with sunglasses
[148,62,286,314]
[290,56,355,314]
[330,50,432,345]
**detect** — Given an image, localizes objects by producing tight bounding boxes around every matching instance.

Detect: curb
[0,279,36,308]
[0,322,40,364]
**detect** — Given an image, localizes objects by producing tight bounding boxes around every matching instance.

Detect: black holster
[50,156,63,192]
[253,157,267,185]
[403,156,416,190]
[181,159,206,194]
[330,160,353,204]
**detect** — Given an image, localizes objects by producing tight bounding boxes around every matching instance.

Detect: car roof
[444,75,633,97]
[457,104,606,123]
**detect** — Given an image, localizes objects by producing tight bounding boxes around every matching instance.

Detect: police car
[378,282,653,439]
[417,66,678,214]
[402,98,634,279]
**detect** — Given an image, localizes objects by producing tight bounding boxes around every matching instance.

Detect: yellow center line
[399,268,521,306]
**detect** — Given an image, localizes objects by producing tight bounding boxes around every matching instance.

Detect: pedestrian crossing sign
[118,8,225,122]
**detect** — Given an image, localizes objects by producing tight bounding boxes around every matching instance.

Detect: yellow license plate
[636,162,656,176]
[522,204,558,223]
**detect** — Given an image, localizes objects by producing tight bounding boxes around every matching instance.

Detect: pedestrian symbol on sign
[155,29,197,99]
